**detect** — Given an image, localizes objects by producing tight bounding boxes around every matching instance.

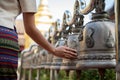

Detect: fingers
[64,46,77,55]
[63,52,77,59]
[63,48,77,59]
[64,46,77,52]
[54,46,78,59]
[64,50,77,57]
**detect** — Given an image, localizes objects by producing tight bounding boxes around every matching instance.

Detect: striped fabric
[0,26,20,80]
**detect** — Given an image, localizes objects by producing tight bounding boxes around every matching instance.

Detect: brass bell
[45,28,54,69]
[40,49,48,69]
[59,1,84,77]
[77,0,116,70]
[50,19,64,70]
[76,0,116,79]
[60,0,84,71]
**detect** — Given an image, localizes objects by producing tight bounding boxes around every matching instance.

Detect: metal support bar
[115,0,120,79]
[22,69,26,80]
[29,69,33,80]
[54,70,58,80]
[50,69,55,80]
[36,69,40,80]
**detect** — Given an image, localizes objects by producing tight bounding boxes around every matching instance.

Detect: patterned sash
[0,26,20,80]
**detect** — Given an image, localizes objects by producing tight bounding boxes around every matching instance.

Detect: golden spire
[35,0,53,25]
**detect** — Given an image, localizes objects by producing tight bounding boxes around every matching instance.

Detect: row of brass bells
[22,36,52,70]
[35,52,42,69]
[45,21,63,70]
[59,0,84,77]
[29,45,46,69]
[33,46,43,69]
[39,48,48,69]
[58,10,84,79]
[60,0,115,79]
[58,2,83,77]
[77,0,115,79]
[60,12,83,70]
[22,51,33,69]
[50,19,65,70]
[22,45,39,69]
[50,38,66,70]
[45,26,57,70]
[40,30,55,69]
[45,29,54,69]
[45,51,53,69]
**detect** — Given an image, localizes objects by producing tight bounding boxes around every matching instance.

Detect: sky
[36,0,75,21]
[17,0,114,24]
[36,0,114,23]
[17,0,75,21]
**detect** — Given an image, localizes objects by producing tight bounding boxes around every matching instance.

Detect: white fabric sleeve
[19,0,37,13]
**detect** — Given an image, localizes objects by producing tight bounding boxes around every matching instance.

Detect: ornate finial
[40,0,48,6]
[79,0,96,15]
[61,11,72,38]
[61,0,84,35]
[53,19,61,42]
[74,0,84,28]
[95,0,105,13]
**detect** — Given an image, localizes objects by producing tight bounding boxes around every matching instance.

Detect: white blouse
[0,0,37,29]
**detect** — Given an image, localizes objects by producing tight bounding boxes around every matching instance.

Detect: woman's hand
[52,46,77,59]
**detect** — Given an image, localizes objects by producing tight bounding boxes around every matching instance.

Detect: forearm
[26,26,55,53]
[23,13,55,53]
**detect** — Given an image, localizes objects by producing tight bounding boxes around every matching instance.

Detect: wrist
[49,46,56,54]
